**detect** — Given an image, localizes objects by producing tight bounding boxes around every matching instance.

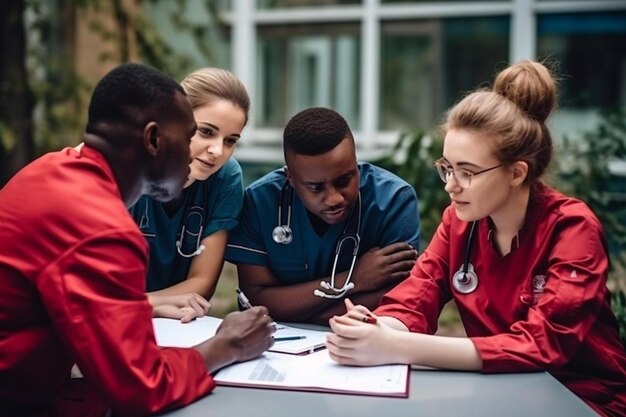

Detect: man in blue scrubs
[226,107,420,324]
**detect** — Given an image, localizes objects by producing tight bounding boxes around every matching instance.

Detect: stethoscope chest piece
[272,225,293,244]
[453,263,478,294]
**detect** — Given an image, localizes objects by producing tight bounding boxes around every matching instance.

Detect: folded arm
[237,242,417,324]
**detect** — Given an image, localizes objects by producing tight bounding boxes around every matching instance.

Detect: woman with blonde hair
[130,67,249,320]
[326,61,626,416]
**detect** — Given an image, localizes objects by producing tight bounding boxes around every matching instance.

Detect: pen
[235,288,285,330]
[362,314,377,325]
[275,336,306,342]
[236,287,253,310]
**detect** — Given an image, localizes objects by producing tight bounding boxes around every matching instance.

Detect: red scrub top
[376,182,626,417]
[0,146,214,416]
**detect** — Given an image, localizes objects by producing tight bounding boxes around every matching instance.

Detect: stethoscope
[175,205,206,258]
[138,187,207,258]
[272,181,362,299]
[452,221,478,294]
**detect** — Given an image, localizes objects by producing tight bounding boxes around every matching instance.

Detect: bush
[612,290,626,347]
[374,131,447,250]
[551,108,626,264]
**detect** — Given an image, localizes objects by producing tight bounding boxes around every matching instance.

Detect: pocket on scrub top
[271,259,309,283]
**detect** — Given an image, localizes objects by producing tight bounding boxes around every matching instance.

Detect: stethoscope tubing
[273,180,362,297]
[453,220,479,294]
[139,185,208,258]
[326,194,361,293]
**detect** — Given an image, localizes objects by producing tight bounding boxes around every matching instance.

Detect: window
[537,11,626,109]
[381,0,502,2]
[380,16,509,131]
[258,0,360,9]
[257,23,361,128]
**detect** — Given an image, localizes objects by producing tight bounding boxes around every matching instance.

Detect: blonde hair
[442,61,557,182]
[181,67,250,124]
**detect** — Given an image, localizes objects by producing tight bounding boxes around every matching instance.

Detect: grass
[209,262,466,337]
[209,262,239,318]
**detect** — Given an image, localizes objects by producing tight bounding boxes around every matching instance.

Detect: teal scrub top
[130,158,243,292]
[225,162,420,284]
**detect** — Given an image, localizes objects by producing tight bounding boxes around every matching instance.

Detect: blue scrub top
[130,158,244,292]
[225,162,420,284]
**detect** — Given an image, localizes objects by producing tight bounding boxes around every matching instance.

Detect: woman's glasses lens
[434,162,470,188]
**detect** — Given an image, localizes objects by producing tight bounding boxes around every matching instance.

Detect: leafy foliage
[4,0,223,178]
[611,289,626,347]
[373,131,448,250]
[550,108,626,263]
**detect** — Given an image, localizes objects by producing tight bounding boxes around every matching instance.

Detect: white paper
[214,350,409,397]
[152,317,328,355]
[271,324,328,354]
[152,316,222,348]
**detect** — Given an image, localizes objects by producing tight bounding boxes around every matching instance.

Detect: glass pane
[537,11,626,110]
[258,0,360,9]
[381,0,503,3]
[145,0,232,74]
[257,24,361,128]
[380,16,509,131]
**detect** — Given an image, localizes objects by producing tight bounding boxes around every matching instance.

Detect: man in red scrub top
[0,63,274,417]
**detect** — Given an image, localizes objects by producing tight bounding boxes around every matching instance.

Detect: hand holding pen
[342,298,378,324]
[326,299,391,367]
[201,302,275,371]
[236,287,306,342]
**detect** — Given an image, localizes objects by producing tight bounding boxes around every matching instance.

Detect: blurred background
[1,0,625,337]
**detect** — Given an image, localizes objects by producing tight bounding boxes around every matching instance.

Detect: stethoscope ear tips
[272,225,293,244]
[319,280,354,292]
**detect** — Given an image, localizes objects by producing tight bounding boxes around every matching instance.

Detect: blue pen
[275,336,306,342]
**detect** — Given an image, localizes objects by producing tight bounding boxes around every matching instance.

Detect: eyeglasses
[434,158,504,189]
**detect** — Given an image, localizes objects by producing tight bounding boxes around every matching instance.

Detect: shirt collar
[484,181,548,250]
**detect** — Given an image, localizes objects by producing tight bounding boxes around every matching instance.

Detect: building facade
[149,0,626,168]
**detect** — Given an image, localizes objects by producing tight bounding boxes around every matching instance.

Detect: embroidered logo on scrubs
[532,274,546,303]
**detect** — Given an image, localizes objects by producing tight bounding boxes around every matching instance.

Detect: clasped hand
[149,292,211,323]
[350,242,417,293]
[326,299,397,366]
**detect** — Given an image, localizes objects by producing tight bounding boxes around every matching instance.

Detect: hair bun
[493,61,556,123]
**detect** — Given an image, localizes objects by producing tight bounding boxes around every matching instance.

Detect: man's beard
[147,181,180,203]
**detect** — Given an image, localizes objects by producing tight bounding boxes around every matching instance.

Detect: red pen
[362,314,377,324]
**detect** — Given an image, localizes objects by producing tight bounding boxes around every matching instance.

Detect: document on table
[214,350,410,398]
[152,317,327,355]
[270,324,327,354]
[153,316,221,348]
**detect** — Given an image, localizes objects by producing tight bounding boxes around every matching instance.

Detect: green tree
[0,0,223,186]
[0,0,34,185]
